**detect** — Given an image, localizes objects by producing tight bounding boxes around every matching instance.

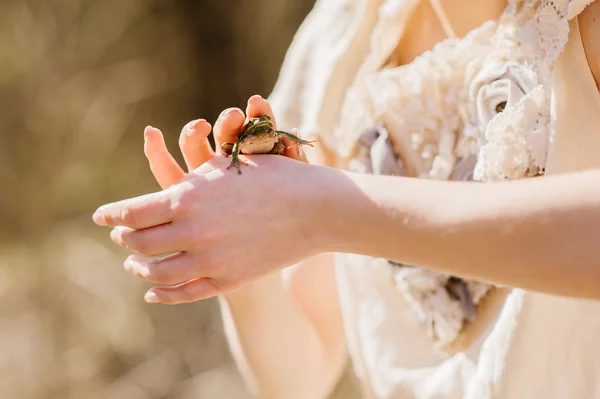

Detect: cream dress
[269,0,599,398]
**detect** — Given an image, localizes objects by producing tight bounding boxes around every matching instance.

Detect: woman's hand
[145,94,308,190]
[95,155,332,304]
[95,95,323,304]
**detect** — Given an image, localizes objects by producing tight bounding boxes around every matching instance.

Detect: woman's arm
[94,155,600,302]
[139,97,348,399]
[220,253,347,399]
[325,169,600,299]
[580,1,600,88]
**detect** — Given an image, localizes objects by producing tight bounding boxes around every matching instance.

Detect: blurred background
[0,1,358,397]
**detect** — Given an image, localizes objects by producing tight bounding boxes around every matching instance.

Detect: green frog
[221,114,315,174]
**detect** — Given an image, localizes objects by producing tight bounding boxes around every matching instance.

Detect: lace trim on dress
[335,0,593,349]
[475,0,594,181]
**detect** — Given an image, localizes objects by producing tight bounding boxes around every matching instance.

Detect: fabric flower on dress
[352,122,494,349]
[343,22,505,350]
[467,59,549,181]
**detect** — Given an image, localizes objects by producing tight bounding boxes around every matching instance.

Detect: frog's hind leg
[275,130,315,147]
[221,142,235,156]
[270,141,286,155]
[225,143,248,175]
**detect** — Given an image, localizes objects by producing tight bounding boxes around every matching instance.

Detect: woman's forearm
[218,254,347,399]
[321,168,600,299]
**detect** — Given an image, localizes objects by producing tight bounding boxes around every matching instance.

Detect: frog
[221,114,315,174]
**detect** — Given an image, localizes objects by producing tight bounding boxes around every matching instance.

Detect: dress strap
[428,0,457,38]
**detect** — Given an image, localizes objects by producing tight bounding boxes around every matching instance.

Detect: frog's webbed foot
[225,144,248,175]
[221,142,235,157]
[270,141,286,155]
[226,157,247,175]
[276,130,316,147]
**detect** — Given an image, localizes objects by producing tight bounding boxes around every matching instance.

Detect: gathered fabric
[269,1,598,397]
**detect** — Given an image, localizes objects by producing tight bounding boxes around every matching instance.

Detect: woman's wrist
[296,165,366,254]
[313,170,452,264]
[299,167,389,255]
[320,171,401,256]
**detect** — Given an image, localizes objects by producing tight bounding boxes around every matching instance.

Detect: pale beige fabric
[466,16,600,399]
[268,0,599,398]
[269,0,381,146]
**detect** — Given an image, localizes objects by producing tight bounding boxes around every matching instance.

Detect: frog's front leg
[225,142,248,175]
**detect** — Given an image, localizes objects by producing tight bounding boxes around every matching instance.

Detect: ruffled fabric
[333,0,593,350]
[351,121,495,348]
[264,0,597,396]
[335,9,510,350]
[339,21,498,179]
[474,0,594,182]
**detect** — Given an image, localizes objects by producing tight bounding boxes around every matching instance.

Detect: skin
[92,2,600,398]
[221,114,314,174]
[95,1,600,305]
[96,137,600,298]
[580,0,600,88]
[132,96,346,398]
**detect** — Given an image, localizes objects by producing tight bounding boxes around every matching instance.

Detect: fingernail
[144,126,153,141]
[92,211,106,226]
[221,108,242,119]
[187,119,203,134]
[92,205,108,225]
[123,258,134,273]
[248,94,263,104]
[144,291,160,304]
[110,227,128,248]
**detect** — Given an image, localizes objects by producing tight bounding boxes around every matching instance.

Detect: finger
[245,94,277,127]
[245,95,312,162]
[124,252,217,286]
[213,108,245,154]
[144,278,220,304]
[110,224,188,257]
[179,119,214,171]
[93,190,175,228]
[144,126,186,190]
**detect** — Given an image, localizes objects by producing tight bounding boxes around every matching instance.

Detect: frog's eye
[495,101,507,113]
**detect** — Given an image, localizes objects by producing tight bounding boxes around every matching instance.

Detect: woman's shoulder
[579,1,600,88]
